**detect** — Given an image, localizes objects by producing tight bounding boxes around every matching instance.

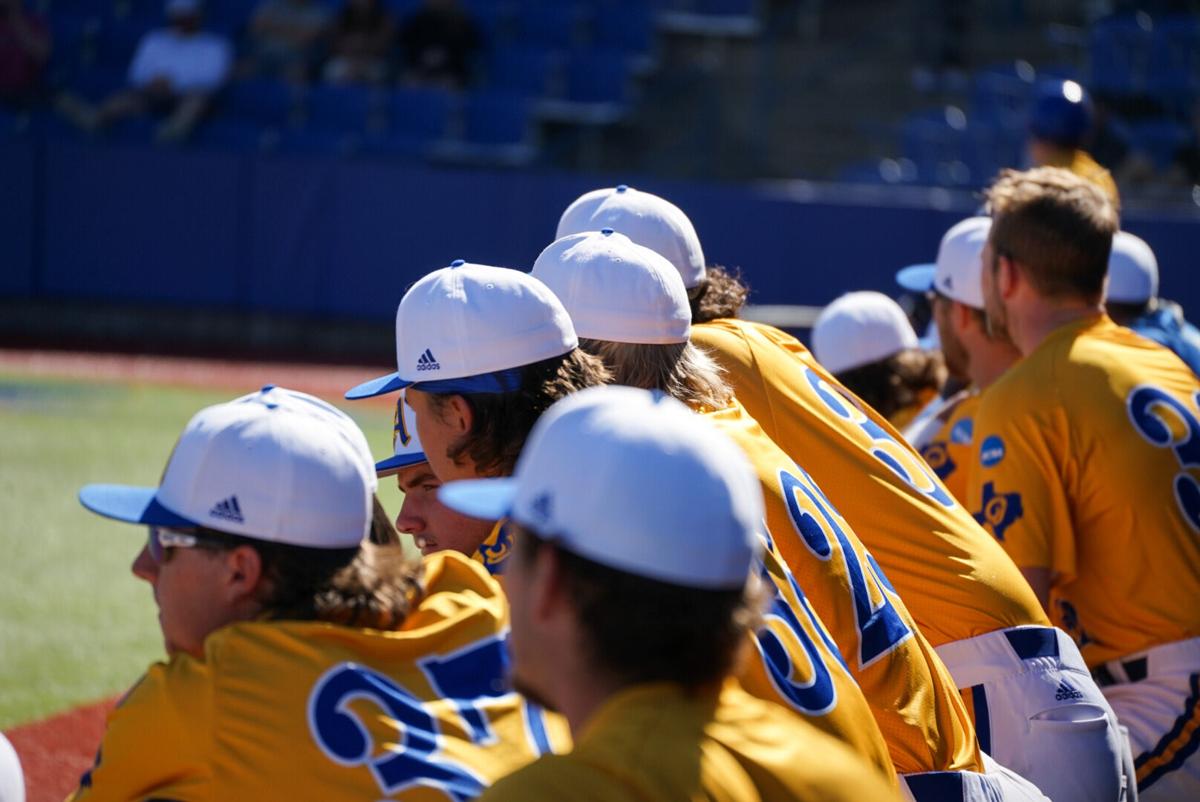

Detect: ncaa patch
[980,434,1006,467]
[950,417,974,445]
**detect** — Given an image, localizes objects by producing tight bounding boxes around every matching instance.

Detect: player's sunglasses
[146,526,228,563]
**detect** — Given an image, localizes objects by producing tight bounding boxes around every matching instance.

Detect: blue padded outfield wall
[4,139,1198,321]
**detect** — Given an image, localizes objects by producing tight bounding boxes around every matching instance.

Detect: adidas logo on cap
[1054,681,1084,701]
[210,495,245,524]
[416,348,441,372]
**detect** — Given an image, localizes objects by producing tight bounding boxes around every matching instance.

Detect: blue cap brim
[79,484,198,526]
[438,478,518,521]
[375,451,428,477]
[345,372,412,400]
[896,264,937,293]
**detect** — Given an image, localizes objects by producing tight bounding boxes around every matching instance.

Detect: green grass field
[0,373,401,728]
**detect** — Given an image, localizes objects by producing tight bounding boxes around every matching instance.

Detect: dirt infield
[4,697,116,802]
[0,348,395,409]
[0,348,397,800]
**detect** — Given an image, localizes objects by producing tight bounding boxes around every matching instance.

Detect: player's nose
[395,498,425,535]
[131,544,158,583]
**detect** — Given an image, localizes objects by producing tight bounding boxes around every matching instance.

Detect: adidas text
[1054,682,1084,701]
[416,348,441,372]
[210,496,245,524]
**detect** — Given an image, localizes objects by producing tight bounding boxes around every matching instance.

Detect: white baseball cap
[440,385,762,589]
[896,216,991,309]
[556,185,707,289]
[532,229,691,345]
[345,261,578,400]
[812,291,920,374]
[374,391,426,477]
[1107,230,1159,304]
[79,386,378,549]
[0,733,23,802]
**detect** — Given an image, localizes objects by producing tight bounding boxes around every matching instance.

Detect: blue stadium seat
[48,0,113,15]
[1126,118,1193,170]
[304,84,379,132]
[387,86,453,141]
[95,15,157,70]
[564,48,629,105]
[192,117,273,153]
[463,90,532,146]
[1089,13,1154,97]
[900,106,970,185]
[68,65,129,101]
[461,0,514,44]
[221,79,300,126]
[430,89,538,166]
[515,2,584,49]
[591,1,657,70]
[836,158,919,186]
[486,45,561,98]
[202,0,256,37]
[971,63,1036,129]
[1148,16,1200,113]
[656,0,761,37]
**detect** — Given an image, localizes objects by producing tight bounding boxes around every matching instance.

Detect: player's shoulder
[478,754,619,802]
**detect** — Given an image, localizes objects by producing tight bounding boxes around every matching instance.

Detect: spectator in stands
[1027,79,1121,210]
[322,0,395,85]
[0,0,49,107]
[812,290,947,429]
[248,0,331,84]
[396,0,481,90]
[56,0,231,142]
[1106,230,1200,375]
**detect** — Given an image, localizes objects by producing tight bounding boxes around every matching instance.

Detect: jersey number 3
[1128,385,1200,532]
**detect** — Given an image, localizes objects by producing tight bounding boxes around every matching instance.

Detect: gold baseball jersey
[69,551,568,802]
[478,681,902,802]
[914,390,981,506]
[705,400,982,776]
[1043,149,1120,210]
[465,492,896,781]
[692,318,1048,650]
[741,533,897,784]
[473,520,512,576]
[970,315,1200,665]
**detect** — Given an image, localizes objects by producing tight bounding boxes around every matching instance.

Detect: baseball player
[557,185,1134,802]
[897,216,1022,503]
[378,390,495,558]
[438,386,901,801]
[71,386,566,800]
[1104,230,1200,376]
[811,290,947,430]
[1027,80,1120,209]
[531,228,1055,800]
[347,255,902,783]
[344,260,610,578]
[971,166,1200,801]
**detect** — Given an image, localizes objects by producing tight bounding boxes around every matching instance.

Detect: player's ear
[223,544,264,605]
[443,394,474,436]
[996,253,1019,299]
